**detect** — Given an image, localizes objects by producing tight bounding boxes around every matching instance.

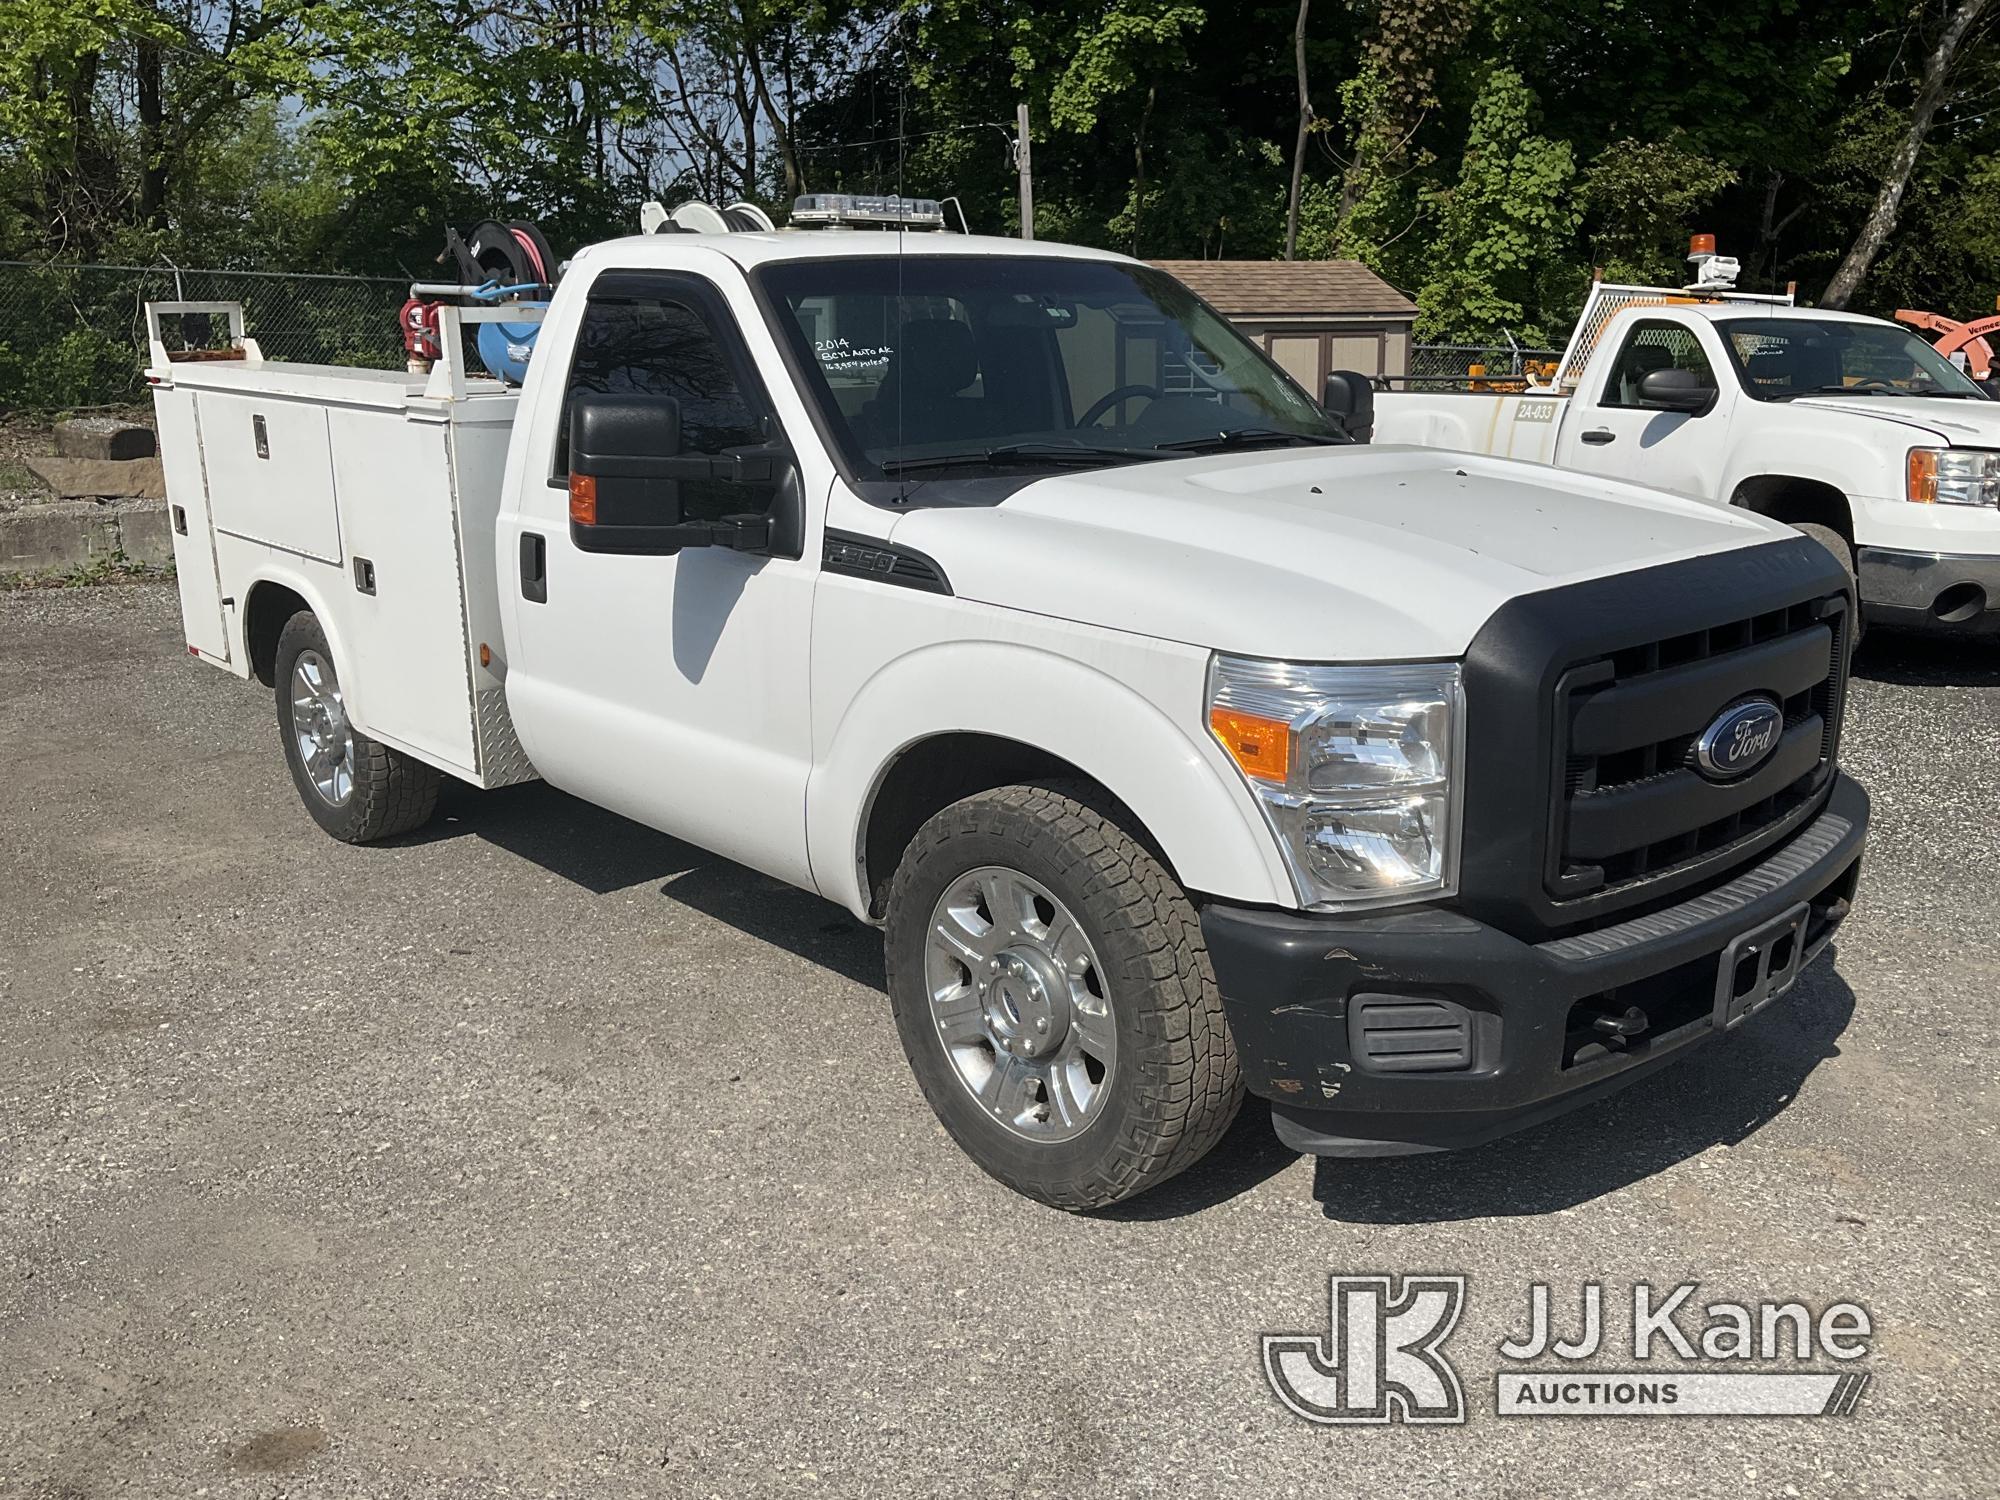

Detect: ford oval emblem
[1694,697,1785,781]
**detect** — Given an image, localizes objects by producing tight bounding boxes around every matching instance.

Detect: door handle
[519,532,547,603]
[1580,428,1616,446]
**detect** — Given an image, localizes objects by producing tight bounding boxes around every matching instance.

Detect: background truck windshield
[761,255,1342,475]
[1723,318,1988,400]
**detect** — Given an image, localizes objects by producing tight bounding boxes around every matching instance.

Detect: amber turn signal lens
[1907,448,1937,503]
[1209,707,1291,784]
[568,473,598,524]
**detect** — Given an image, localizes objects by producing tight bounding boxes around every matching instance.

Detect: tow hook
[1590,1004,1649,1039]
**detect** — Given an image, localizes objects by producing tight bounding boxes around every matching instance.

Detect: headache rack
[1550,278,1797,393]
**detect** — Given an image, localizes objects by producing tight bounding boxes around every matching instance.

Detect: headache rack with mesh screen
[1550,280,1795,392]
[1548,592,1850,900]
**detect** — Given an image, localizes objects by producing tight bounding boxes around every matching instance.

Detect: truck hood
[1789,394,2000,444]
[884,445,1790,660]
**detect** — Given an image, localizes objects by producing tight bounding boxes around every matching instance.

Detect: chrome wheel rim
[290,649,355,807]
[924,866,1116,1142]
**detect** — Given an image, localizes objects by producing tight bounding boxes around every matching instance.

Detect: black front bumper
[1202,774,1868,1156]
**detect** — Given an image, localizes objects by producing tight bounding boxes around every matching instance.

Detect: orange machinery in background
[1896,301,2000,380]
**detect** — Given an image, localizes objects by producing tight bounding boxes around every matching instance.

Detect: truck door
[1559,316,1733,501]
[500,269,818,890]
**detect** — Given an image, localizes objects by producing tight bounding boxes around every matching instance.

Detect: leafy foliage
[0,0,1993,354]
[1416,67,1578,343]
[1583,140,1740,284]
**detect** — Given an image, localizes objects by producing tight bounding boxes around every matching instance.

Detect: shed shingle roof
[1150,259,1417,319]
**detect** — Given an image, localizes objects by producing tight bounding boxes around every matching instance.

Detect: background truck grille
[1548,594,1849,900]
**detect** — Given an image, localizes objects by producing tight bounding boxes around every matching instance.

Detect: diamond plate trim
[473,684,539,788]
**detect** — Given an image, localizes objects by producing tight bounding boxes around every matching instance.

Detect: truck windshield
[1722,318,1988,401]
[759,255,1344,478]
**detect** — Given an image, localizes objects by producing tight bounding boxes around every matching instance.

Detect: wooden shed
[1151,259,1418,391]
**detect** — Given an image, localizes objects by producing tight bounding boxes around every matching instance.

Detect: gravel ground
[2,584,1995,1499]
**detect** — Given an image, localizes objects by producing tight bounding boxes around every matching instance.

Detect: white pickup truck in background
[1370,268,2000,636]
[147,204,1867,1209]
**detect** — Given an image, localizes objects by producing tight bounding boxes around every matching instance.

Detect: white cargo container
[146,301,537,789]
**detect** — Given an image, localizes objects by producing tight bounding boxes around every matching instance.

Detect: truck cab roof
[1650,303,1897,331]
[570,229,1139,274]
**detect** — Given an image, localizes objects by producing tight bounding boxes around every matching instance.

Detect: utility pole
[1284,0,1312,260]
[1015,103,1035,241]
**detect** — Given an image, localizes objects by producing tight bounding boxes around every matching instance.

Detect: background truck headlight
[1907,448,2000,507]
[1207,656,1463,908]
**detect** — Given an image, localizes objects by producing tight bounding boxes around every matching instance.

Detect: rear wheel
[883,782,1242,1210]
[1793,523,1865,642]
[274,610,439,843]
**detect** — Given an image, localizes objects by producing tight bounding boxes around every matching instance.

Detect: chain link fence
[1402,343,1564,392]
[0,272,1568,410]
[0,263,411,411]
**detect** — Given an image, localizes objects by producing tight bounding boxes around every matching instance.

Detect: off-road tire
[883,781,1243,1210]
[274,610,440,843]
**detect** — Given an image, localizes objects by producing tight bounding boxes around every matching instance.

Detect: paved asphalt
[2,584,1995,1499]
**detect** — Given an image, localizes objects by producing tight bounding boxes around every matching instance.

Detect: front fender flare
[1722,423,1905,511]
[806,639,1294,918]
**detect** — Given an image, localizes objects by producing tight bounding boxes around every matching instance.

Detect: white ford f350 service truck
[148,208,1867,1209]
[1370,252,2000,637]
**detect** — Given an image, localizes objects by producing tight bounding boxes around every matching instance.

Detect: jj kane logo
[1264,1276,1873,1425]
[1263,1275,1468,1425]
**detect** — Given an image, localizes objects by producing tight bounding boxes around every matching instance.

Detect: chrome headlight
[1908,447,2000,507]
[1207,656,1463,908]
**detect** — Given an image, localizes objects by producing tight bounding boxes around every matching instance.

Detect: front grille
[1549,593,1849,901]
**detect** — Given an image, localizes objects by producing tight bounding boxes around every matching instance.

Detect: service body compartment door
[151,386,230,659]
[326,408,478,775]
[201,391,344,563]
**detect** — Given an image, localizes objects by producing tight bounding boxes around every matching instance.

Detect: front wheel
[1793,523,1866,643]
[883,782,1243,1210]
[274,610,440,843]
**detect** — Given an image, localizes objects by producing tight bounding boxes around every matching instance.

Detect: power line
[794,122,1014,157]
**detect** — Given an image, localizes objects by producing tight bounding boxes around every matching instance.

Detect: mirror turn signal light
[1210,707,1292,784]
[568,473,597,525]
[1907,448,1937,503]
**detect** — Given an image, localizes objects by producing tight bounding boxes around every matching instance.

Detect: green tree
[1582,139,1739,283]
[1414,66,1578,343]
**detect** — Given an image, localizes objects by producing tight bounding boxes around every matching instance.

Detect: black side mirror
[1322,369,1375,443]
[568,391,782,554]
[1636,368,1715,415]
